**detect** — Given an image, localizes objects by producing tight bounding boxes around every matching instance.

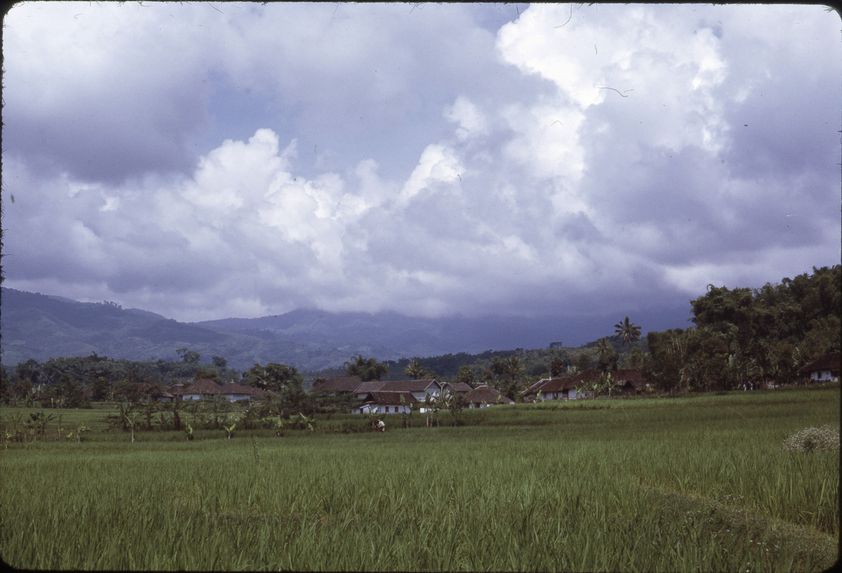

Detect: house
[611,369,650,395]
[311,376,363,395]
[150,387,176,403]
[524,370,599,401]
[174,378,268,402]
[355,391,417,415]
[353,379,443,403]
[799,353,841,383]
[523,376,580,401]
[130,382,175,403]
[443,381,473,396]
[463,385,514,408]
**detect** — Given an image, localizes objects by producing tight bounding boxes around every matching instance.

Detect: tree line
[1,265,838,407]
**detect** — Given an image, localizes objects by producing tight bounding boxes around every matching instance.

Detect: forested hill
[0,288,235,366]
[0,287,690,371]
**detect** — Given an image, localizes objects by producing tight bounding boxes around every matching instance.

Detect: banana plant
[223,419,237,440]
[123,411,141,443]
[4,414,23,445]
[297,412,314,432]
[76,424,90,443]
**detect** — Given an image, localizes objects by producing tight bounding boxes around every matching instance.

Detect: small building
[443,381,473,396]
[525,377,580,401]
[523,370,600,402]
[354,378,443,403]
[355,391,417,415]
[612,369,650,395]
[133,382,175,403]
[799,353,841,383]
[175,378,268,402]
[463,385,514,408]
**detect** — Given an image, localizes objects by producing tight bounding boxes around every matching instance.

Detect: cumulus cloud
[2,3,839,323]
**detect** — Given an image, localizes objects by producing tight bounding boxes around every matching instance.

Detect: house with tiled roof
[127,382,175,403]
[354,378,442,403]
[463,385,514,408]
[443,381,473,396]
[523,370,600,401]
[799,353,840,382]
[611,369,650,395]
[355,391,418,415]
[174,378,268,402]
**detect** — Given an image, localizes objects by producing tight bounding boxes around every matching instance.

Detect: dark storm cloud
[3,3,839,322]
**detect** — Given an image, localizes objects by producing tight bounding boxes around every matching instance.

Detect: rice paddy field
[1,387,838,571]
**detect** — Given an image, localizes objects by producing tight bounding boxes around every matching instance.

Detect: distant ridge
[1,287,691,371]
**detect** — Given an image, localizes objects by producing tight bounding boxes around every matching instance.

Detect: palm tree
[404,359,427,380]
[596,337,612,360]
[614,316,642,347]
[345,355,388,381]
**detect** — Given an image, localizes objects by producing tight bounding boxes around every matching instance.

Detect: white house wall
[354,404,411,415]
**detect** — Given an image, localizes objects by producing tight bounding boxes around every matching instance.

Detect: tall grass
[1,388,838,571]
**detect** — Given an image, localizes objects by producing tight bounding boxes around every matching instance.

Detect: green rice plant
[0,388,838,571]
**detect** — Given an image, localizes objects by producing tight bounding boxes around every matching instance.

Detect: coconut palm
[596,337,618,371]
[404,359,427,379]
[614,316,642,347]
[345,355,388,381]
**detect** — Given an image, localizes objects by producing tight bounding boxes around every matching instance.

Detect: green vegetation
[344,354,388,381]
[1,387,837,571]
[646,265,840,392]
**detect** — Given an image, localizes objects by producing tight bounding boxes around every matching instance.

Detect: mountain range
[0,287,692,371]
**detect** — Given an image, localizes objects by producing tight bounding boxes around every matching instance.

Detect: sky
[2,2,840,323]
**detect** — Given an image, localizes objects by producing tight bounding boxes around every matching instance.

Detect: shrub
[783,425,839,453]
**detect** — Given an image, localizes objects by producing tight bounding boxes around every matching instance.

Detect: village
[145,351,840,419]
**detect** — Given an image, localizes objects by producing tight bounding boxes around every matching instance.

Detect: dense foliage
[343,355,388,381]
[646,265,840,392]
[2,265,838,403]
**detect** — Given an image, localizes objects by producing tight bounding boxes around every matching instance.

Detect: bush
[783,425,839,453]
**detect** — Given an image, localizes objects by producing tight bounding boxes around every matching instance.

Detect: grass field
[1,387,838,571]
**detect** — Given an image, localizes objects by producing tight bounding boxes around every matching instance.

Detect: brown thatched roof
[445,382,473,394]
[464,385,513,405]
